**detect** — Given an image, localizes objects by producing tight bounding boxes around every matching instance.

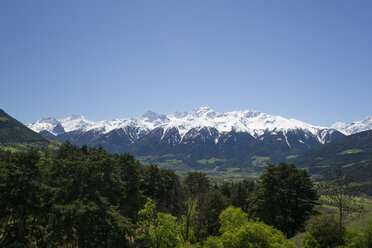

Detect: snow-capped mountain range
[26,107,348,164]
[24,108,372,170]
[331,116,372,135]
[28,107,342,143]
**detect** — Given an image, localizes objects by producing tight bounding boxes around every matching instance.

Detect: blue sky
[1,0,371,126]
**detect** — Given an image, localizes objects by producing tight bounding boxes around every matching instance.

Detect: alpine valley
[27,107,352,173]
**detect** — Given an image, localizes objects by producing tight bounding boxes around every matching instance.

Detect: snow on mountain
[26,117,62,135]
[27,107,335,144]
[27,114,94,135]
[332,116,372,135]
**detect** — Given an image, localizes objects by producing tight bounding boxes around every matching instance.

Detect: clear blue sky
[1,0,371,126]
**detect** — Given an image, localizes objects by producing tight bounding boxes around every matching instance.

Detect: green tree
[217,206,296,248]
[180,171,210,243]
[318,165,365,236]
[136,198,179,248]
[201,188,228,237]
[179,197,199,244]
[302,214,344,248]
[0,149,43,247]
[203,236,223,248]
[218,206,248,233]
[255,163,318,237]
[184,171,210,197]
[229,180,256,214]
[46,143,131,247]
[141,165,184,217]
[117,152,143,220]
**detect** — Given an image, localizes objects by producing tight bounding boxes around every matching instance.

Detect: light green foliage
[151,212,179,248]
[251,156,270,167]
[342,229,365,248]
[221,222,296,248]
[203,236,223,248]
[197,158,226,165]
[364,221,372,248]
[219,206,248,233]
[179,197,199,244]
[338,149,364,155]
[286,155,299,160]
[218,207,296,248]
[137,198,179,248]
[137,198,156,245]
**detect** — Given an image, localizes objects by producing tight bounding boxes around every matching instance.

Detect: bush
[302,214,344,248]
[203,236,223,248]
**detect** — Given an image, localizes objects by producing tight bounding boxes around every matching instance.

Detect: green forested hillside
[293,130,372,194]
[0,109,60,151]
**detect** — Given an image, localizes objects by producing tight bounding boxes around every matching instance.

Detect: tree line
[0,142,370,247]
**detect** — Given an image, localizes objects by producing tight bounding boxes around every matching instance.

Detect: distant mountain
[293,129,372,194]
[294,129,372,172]
[332,116,372,135]
[27,107,344,170]
[0,109,60,151]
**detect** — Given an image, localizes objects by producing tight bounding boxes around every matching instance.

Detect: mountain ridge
[331,116,372,135]
[27,107,339,143]
[26,107,346,170]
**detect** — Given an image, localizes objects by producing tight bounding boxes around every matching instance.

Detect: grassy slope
[0,109,61,151]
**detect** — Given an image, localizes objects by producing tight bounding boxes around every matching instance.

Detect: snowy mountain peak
[331,116,372,135]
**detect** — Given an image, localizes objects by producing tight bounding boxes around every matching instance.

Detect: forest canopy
[1,142,362,247]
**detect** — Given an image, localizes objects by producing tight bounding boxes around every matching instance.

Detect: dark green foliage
[141,164,184,217]
[184,171,210,197]
[294,130,372,194]
[302,214,345,248]
[0,144,319,247]
[0,143,186,247]
[302,215,372,248]
[117,152,143,220]
[254,163,318,237]
[0,149,44,246]
[295,130,372,172]
[229,180,256,214]
[46,142,132,247]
